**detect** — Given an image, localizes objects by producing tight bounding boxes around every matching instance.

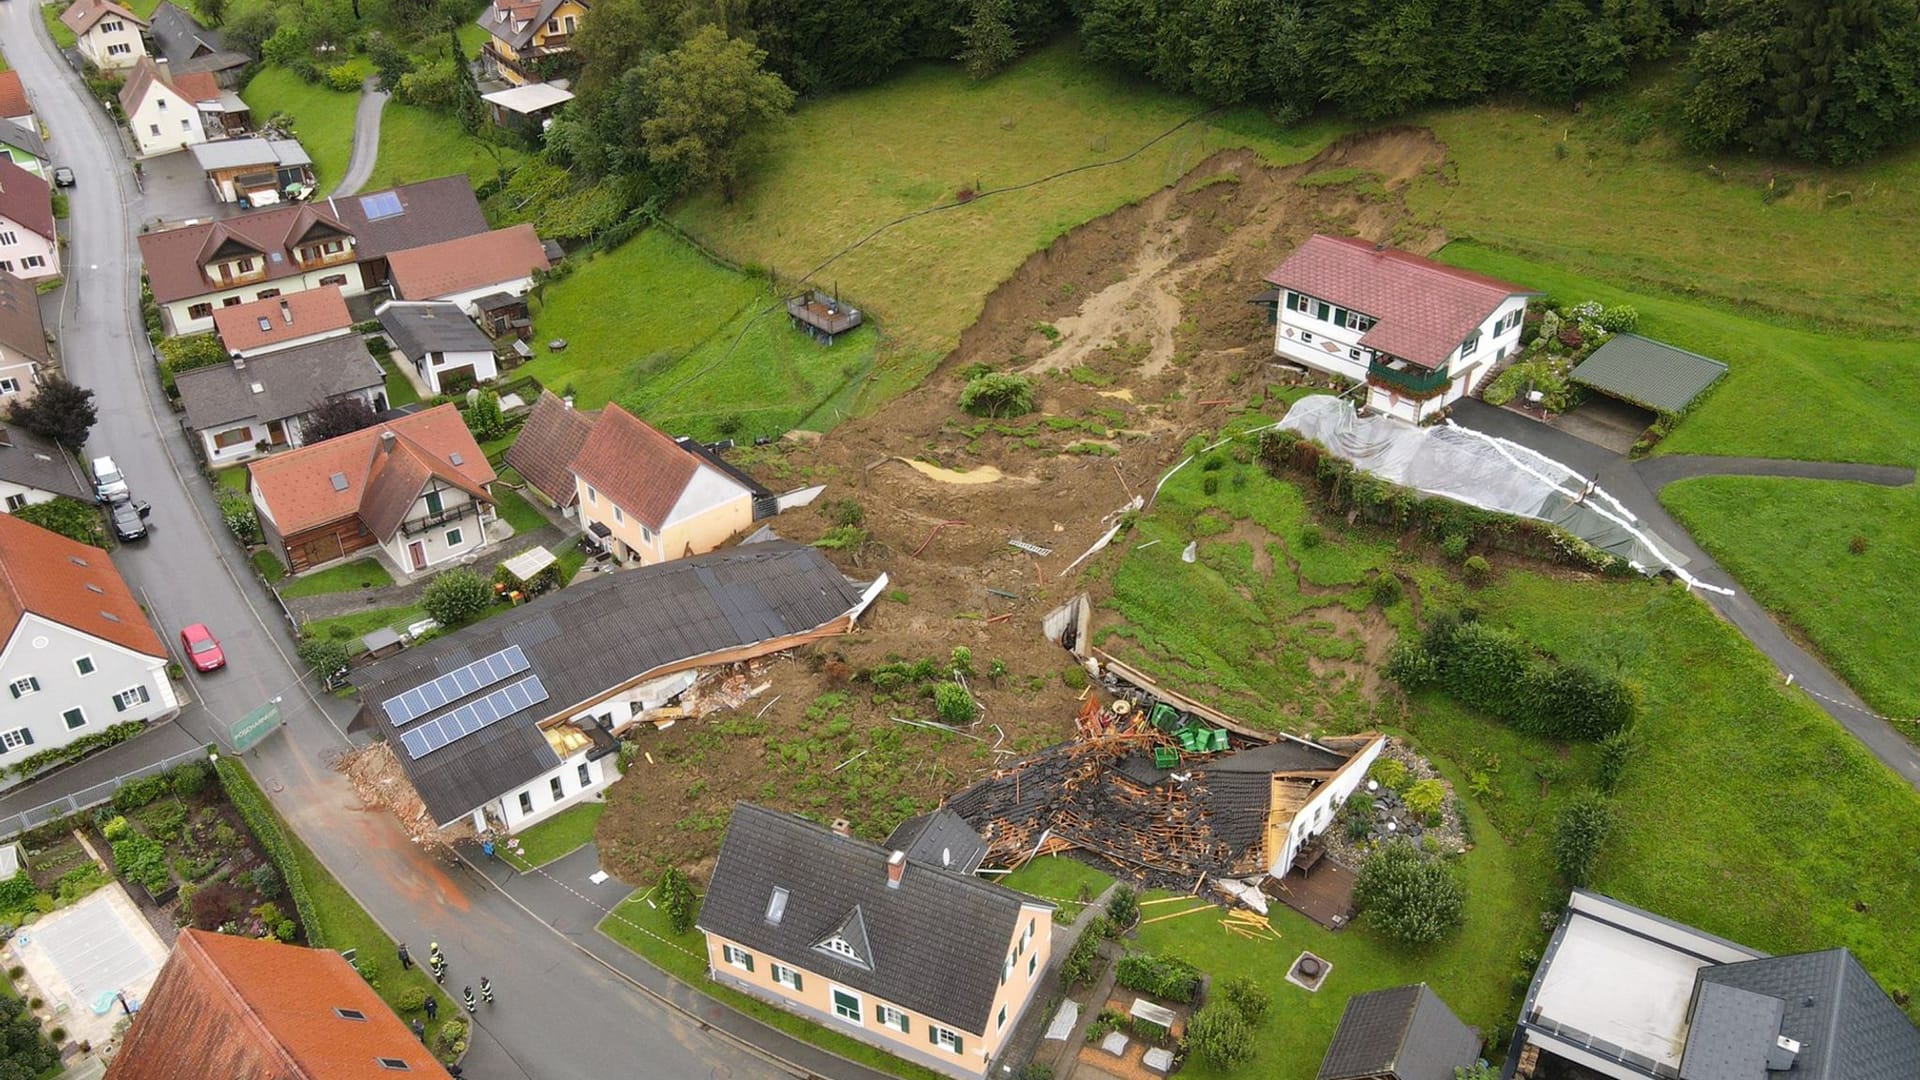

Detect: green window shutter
[1331,307,1345,327]
[874,1003,883,1024]
[743,953,753,973]
[113,695,126,713]
[953,1035,963,1056]
[899,1013,908,1035]
[791,969,801,991]
[21,729,32,746]
[929,1025,938,1047]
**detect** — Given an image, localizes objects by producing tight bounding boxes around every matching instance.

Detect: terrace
[1366,355,1450,397]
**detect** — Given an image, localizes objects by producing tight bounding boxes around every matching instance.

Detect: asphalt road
[0,11,784,1078]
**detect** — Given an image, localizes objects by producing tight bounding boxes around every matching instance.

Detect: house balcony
[204,265,271,289]
[483,41,537,82]
[293,245,355,272]
[400,501,484,537]
[1366,358,1452,400]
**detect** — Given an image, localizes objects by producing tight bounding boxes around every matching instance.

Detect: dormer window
[820,935,859,961]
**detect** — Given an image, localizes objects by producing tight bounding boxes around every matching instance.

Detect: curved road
[335,75,391,196]
[0,10,781,1080]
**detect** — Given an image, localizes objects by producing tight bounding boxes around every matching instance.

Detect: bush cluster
[218,489,262,547]
[958,372,1034,418]
[1114,952,1200,1003]
[214,759,322,947]
[1553,788,1615,887]
[1353,839,1467,946]
[1386,612,1635,742]
[1058,914,1107,988]
[421,568,491,628]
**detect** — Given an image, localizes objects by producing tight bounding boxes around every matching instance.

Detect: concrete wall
[0,614,177,760]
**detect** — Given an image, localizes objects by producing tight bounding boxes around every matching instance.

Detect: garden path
[334,76,391,197]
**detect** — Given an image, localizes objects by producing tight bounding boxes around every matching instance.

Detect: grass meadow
[1095,448,1920,1069]
[242,67,359,192]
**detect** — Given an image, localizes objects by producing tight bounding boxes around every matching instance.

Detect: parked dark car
[109,497,151,542]
[53,167,76,188]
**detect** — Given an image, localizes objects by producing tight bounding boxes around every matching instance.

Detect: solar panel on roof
[359,190,404,220]
[396,675,550,760]
[381,646,530,724]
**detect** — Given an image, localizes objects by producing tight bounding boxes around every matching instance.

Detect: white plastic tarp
[1277,396,1687,576]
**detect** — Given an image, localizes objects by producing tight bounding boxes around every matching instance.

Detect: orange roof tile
[247,404,494,538]
[170,70,222,104]
[213,286,353,353]
[0,512,164,657]
[568,403,699,531]
[503,390,595,506]
[387,224,548,301]
[105,929,449,1080]
[0,72,29,121]
[60,0,148,36]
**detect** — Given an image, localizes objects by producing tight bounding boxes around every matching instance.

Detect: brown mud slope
[595,129,1449,884]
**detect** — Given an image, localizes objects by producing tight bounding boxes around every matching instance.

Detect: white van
[91,455,128,502]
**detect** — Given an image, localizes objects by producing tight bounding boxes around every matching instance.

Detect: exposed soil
[597,129,1453,885]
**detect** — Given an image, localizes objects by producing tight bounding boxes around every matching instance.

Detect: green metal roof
[1571,333,1728,414]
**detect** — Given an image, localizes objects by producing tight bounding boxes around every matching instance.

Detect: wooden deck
[785,291,862,337]
[1264,860,1357,929]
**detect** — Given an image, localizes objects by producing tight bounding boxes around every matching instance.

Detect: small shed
[1570,333,1728,415]
[472,290,533,341]
[1317,983,1481,1080]
[481,81,575,134]
[785,290,862,345]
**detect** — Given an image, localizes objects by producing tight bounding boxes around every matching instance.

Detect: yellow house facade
[476,0,588,86]
[568,403,759,568]
[698,805,1056,1080]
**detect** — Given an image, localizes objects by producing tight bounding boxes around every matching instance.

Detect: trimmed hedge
[214,758,323,947]
[1387,611,1635,742]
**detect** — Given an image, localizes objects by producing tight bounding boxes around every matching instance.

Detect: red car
[180,624,226,673]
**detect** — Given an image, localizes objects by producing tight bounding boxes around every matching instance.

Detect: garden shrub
[1370,572,1403,606]
[1297,524,1324,549]
[12,497,106,547]
[1058,915,1107,988]
[1462,554,1492,584]
[659,867,696,935]
[1060,666,1089,691]
[1106,883,1138,932]
[250,863,284,899]
[166,760,211,797]
[1186,1001,1255,1069]
[397,986,428,1012]
[1403,779,1446,819]
[296,635,356,685]
[111,833,170,895]
[1114,952,1200,1002]
[218,489,261,546]
[214,759,323,947]
[114,773,171,813]
[1594,304,1639,333]
[422,568,491,627]
[1353,839,1466,946]
[1219,975,1271,1025]
[101,815,132,842]
[933,683,978,725]
[1596,728,1637,792]
[1553,788,1615,887]
[0,873,35,914]
[1369,758,1410,792]
[1390,613,1635,741]
[324,62,364,93]
[141,800,188,842]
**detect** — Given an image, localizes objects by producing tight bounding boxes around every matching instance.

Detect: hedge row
[1257,430,1632,576]
[1387,612,1635,742]
[1115,952,1201,1004]
[214,758,325,948]
[8,721,145,779]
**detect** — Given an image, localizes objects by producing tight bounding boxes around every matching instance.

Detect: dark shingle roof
[352,543,868,824]
[1571,333,1728,414]
[174,336,385,431]
[503,391,595,507]
[319,178,490,262]
[884,809,987,875]
[475,0,571,52]
[1691,949,1920,1080]
[0,424,88,501]
[699,803,1048,1034]
[0,124,48,165]
[1680,982,1788,1080]
[375,301,493,358]
[1317,983,1480,1080]
[148,1,250,73]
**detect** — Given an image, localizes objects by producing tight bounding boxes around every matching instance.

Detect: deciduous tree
[1352,839,1466,946]
[7,376,97,450]
[301,395,379,444]
[638,26,795,199]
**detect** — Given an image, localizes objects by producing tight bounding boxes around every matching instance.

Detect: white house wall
[79,21,148,70]
[231,326,351,359]
[0,614,176,776]
[442,277,534,316]
[1274,300,1371,381]
[164,268,371,336]
[415,348,498,395]
[127,87,206,158]
[664,465,752,528]
[378,484,493,574]
[0,215,58,282]
[490,748,617,831]
[0,478,63,512]
[1273,736,1386,874]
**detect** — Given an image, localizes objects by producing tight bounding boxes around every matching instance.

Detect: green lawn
[501,803,603,869]
[250,548,287,584]
[492,488,549,539]
[301,604,428,645]
[1408,90,1920,339]
[365,102,523,194]
[223,760,462,1054]
[380,355,421,408]
[1662,476,1920,720]
[40,4,76,49]
[997,856,1113,922]
[600,891,946,1080]
[279,557,395,598]
[242,67,358,193]
[1099,449,1920,1057]
[1436,244,1920,465]
[215,466,249,492]
[674,42,1340,365]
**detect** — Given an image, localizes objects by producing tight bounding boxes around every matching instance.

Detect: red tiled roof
[503,390,595,507]
[171,70,222,103]
[0,512,164,658]
[104,929,449,1080]
[387,224,548,301]
[120,58,227,115]
[213,286,352,353]
[0,158,55,243]
[0,72,29,120]
[247,404,494,538]
[137,201,351,304]
[568,403,699,531]
[1264,235,1534,367]
[60,0,148,36]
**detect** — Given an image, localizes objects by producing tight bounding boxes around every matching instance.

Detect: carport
[1564,333,1728,452]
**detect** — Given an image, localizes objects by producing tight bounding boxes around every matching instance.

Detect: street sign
[230,700,283,752]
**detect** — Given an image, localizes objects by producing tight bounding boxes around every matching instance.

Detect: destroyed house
[945,730,1384,890]
[350,543,881,834]
[698,803,1053,1080]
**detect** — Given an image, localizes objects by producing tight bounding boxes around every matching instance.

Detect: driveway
[134,148,237,228]
[1448,398,1920,790]
[0,12,784,1080]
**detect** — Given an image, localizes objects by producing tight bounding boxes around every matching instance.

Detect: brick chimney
[829,818,851,838]
[885,850,906,889]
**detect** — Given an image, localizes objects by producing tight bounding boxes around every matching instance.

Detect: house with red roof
[386,223,550,315]
[118,57,247,158]
[569,403,761,567]
[106,929,449,1080]
[0,514,177,769]
[212,286,353,358]
[0,158,59,283]
[1264,235,1537,423]
[248,403,497,575]
[0,72,34,134]
[60,0,151,71]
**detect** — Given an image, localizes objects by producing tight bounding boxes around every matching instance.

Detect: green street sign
[230,700,283,752]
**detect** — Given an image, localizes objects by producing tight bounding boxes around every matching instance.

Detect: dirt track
[596,129,1453,882]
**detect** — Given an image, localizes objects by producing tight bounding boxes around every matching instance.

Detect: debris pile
[341,743,473,849]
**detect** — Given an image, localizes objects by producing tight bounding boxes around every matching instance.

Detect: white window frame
[1460,334,1479,358]
[997,1004,1008,1031]
[112,686,150,712]
[3,493,26,511]
[63,706,87,730]
[8,676,38,698]
[877,1003,908,1033]
[1289,291,1311,315]
[770,963,801,990]
[445,527,464,547]
[0,728,28,751]
[612,504,623,524]
[585,484,597,504]
[548,775,564,801]
[829,985,862,1025]
[0,231,15,246]
[1300,330,1315,344]
[20,257,44,270]
[74,656,95,677]
[576,762,591,787]
[722,943,754,972]
[517,790,533,814]
[933,1027,961,1054]
[1028,951,1038,978]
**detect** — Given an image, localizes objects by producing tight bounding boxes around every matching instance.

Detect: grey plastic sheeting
[1278,396,1687,573]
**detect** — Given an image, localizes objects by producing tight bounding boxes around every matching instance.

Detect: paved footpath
[335,75,391,197]
[1450,399,1920,790]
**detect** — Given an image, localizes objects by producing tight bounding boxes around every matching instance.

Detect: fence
[0,744,213,842]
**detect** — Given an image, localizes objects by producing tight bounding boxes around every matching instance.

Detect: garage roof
[1571,333,1728,414]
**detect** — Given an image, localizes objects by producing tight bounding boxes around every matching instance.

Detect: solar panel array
[398,675,549,760]
[383,646,529,725]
